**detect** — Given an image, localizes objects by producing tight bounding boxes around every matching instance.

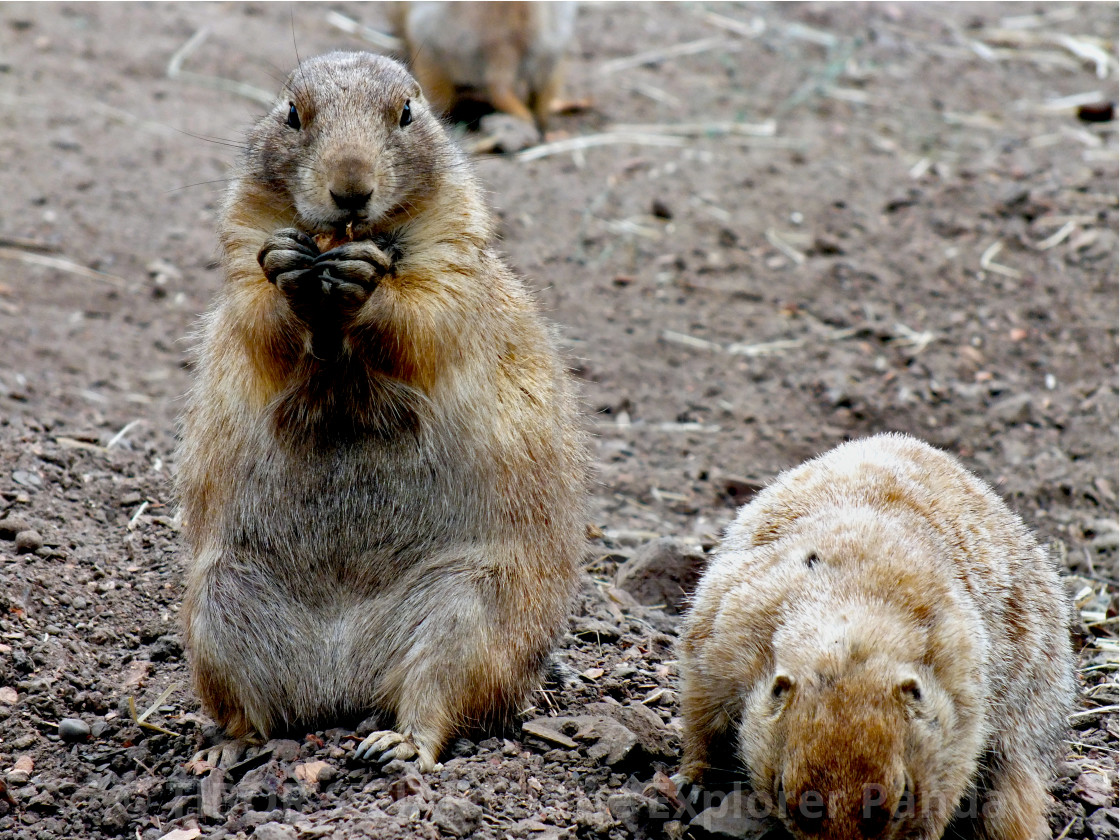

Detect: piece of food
[313,222,355,252]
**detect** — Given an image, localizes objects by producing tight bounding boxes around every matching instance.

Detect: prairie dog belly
[221,433,487,597]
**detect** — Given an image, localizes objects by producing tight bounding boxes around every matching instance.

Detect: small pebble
[651,199,673,220]
[58,718,90,743]
[1077,101,1115,123]
[14,530,43,554]
[11,470,41,489]
[0,516,31,539]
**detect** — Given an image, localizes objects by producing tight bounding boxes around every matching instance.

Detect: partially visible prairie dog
[678,433,1076,840]
[388,1,577,132]
[176,51,588,771]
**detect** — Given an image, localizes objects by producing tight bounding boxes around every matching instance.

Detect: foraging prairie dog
[678,433,1075,840]
[176,52,588,771]
[388,1,577,132]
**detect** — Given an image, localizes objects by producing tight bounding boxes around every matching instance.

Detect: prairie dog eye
[399,100,412,128]
[286,103,301,130]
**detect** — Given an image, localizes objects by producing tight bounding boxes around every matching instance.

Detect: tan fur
[389,1,577,133]
[678,433,1076,840]
[176,52,588,770]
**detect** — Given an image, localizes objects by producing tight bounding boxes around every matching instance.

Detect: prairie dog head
[245,51,452,235]
[713,514,980,840]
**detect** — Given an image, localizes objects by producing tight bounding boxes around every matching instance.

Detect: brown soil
[0,3,1115,840]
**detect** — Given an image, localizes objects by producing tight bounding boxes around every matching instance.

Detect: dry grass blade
[516,132,686,162]
[1053,34,1115,79]
[136,684,178,723]
[1039,91,1109,112]
[909,158,933,179]
[700,10,766,39]
[0,247,127,288]
[825,86,874,104]
[891,323,938,354]
[0,235,60,253]
[128,501,150,531]
[167,28,274,105]
[728,337,809,357]
[598,37,733,76]
[55,437,108,454]
[91,101,178,137]
[1033,221,1078,251]
[1054,816,1079,840]
[325,10,402,52]
[976,28,1115,77]
[627,82,683,107]
[999,8,1077,29]
[784,22,839,48]
[611,120,777,137]
[765,229,807,265]
[1067,704,1120,726]
[661,330,724,352]
[107,419,145,449]
[979,241,1022,279]
[128,686,182,737]
[663,325,862,358]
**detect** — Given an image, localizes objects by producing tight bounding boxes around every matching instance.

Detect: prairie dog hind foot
[354,729,442,773]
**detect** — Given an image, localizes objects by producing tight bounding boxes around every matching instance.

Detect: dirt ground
[0,3,1116,840]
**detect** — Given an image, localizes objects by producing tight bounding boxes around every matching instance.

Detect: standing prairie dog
[388,1,577,133]
[176,51,588,771]
[678,433,1075,840]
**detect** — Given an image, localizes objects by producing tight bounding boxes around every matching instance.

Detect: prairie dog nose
[330,188,373,213]
[327,157,375,213]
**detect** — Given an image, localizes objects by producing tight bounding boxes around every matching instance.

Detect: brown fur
[677,433,1076,840]
[176,52,588,770]
[388,1,577,132]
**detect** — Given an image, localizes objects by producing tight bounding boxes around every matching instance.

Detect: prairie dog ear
[768,672,794,715]
[897,673,923,706]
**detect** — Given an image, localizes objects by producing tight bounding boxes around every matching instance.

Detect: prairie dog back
[678,433,1076,840]
[391,1,577,131]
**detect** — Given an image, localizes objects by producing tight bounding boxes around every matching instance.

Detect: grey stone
[431,795,482,837]
[0,516,31,540]
[14,530,43,554]
[690,789,775,839]
[385,794,424,821]
[571,617,621,642]
[614,537,706,614]
[989,393,1033,426]
[388,773,431,802]
[100,801,129,830]
[1076,773,1116,809]
[252,823,298,840]
[607,791,655,834]
[1088,807,1119,840]
[57,718,90,743]
[264,739,300,762]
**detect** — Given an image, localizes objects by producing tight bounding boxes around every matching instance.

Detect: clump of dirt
[0,3,1115,840]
